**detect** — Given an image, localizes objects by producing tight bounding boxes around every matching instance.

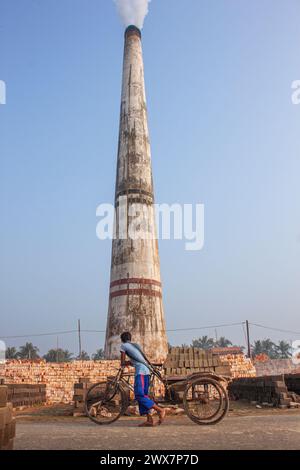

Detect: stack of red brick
[255,359,300,377]
[164,347,231,377]
[229,375,300,408]
[0,382,16,450]
[0,351,256,407]
[0,360,120,404]
[73,378,91,416]
[7,384,46,408]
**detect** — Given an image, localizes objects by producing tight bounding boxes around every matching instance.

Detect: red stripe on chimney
[110,278,161,288]
[110,289,162,299]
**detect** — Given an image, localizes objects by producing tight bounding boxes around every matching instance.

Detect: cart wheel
[183,377,229,425]
[85,381,128,425]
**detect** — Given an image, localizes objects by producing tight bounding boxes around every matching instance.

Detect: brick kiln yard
[12,402,300,451]
[2,350,300,450]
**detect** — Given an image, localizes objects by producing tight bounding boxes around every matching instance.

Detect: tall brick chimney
[104,26,168,361]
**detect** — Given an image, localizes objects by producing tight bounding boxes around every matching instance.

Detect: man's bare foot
[138,414,156,427]
[152,404,166,425]
[158,408,166,425]
[138,421,155,427]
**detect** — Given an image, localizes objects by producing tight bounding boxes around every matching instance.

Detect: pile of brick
[285,374,300,396]
[0,350,256,406]
[73,378,92,416]
[163,348,256,379]
[255,359,300,377]
[7,384,46,408]
[217,352,256,379]
[0,382,16,450]
[164,347,239,378]
[0,360,120,404]
[229,376,300,408]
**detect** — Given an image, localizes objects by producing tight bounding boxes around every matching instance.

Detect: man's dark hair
[120,332,131,343]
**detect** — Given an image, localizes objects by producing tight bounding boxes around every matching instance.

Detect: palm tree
[275,340,292,359]
[92,349,105,360]
[252,340,263,356]
[43,349,73,363]
[5,347,19,359]
[215,337,232,348]
[77,351,90,361]
[18,342,40,360]
[192,336,215,350]
[252,339,277,359]
[261,339,277,359]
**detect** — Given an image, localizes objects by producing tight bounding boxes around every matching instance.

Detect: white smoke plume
[113,0,151,29]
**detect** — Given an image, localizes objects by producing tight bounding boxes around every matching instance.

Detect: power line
[1,322,245,339]
[81,322,245,334]
[3,321,299,341]
[249,322,300,336]
[166,322,245,333]
[1,330,77,339]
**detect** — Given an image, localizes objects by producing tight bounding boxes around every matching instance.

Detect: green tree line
[5,336,293,362]
[5,343,105,362]
[169,335,292,359]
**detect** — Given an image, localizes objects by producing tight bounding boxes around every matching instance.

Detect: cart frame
[85,363,230,426]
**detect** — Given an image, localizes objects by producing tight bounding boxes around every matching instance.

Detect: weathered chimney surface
[125,25,142,39]
[104,28,168,361]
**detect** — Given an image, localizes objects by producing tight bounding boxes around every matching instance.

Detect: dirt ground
[13,402,300,450]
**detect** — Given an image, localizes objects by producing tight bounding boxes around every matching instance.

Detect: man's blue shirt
[120,342,150,376]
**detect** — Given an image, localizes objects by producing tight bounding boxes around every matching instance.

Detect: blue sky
[1,0,300,356]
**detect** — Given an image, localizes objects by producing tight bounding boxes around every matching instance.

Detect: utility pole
[246,320,251,358]
[56,336,59,363]
[78,319,82,359]
[215,329,218,344]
